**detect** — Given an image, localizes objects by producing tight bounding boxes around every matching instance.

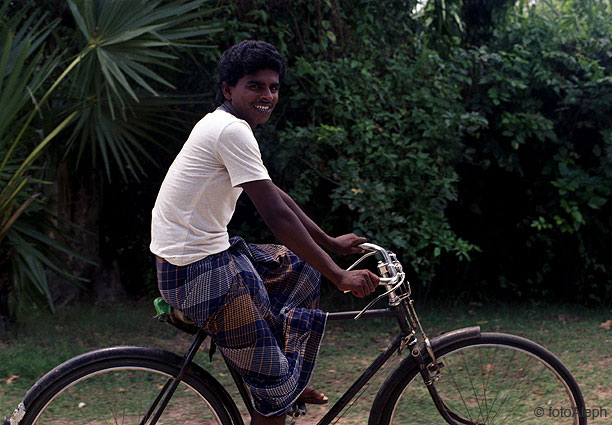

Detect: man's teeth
[254,105,270,112]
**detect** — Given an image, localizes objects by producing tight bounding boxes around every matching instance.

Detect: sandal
[297,386,328,405]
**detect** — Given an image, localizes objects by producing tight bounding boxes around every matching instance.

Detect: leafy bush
[234,0,612,302]
[448,5,612,301]
[269,48,483,283]
[219,0,484,283]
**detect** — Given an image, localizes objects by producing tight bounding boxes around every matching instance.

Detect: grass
[1,299,611,424]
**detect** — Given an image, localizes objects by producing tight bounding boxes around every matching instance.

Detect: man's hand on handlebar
[335,270,379,298]
[328,233,367,255]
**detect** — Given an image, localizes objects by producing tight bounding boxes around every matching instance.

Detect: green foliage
[222,0,612,301]
[417,0,515,48]
[247,2,483,282]
[452,3,612,300]
[61,0,222,180]
[0,0,222,319]
[4,0,612,309]
[0,2,86,317]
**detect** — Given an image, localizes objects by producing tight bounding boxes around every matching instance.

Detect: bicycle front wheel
[16,346,240,425]
[371,332,586,425]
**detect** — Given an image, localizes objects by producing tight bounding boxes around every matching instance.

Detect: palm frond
[0,4,88,316]
[68,0,221,110]
[60,0,221,180]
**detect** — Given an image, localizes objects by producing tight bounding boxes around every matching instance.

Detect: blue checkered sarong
[156,237,327,416]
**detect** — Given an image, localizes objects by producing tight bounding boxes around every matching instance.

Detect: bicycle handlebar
[342,243,406,311]
[358,242,394,264]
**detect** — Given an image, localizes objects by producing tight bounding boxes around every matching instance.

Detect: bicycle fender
[368,326,481,425]
[9,346,242,425]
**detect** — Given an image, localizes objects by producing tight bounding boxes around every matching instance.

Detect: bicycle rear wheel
[371,332,586,425]
[15,346,240,425]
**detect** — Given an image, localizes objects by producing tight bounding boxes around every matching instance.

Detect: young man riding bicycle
[150,40,378,425]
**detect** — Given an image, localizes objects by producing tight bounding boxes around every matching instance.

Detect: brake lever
[352,273,405,319]
[342,277,394,294]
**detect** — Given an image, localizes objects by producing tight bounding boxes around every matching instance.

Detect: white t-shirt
[150,109,270,266]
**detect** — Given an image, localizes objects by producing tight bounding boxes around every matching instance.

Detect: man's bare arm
[275,185,366,255]
[241,179,378,297]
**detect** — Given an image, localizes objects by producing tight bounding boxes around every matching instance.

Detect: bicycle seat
[153,297,199,334]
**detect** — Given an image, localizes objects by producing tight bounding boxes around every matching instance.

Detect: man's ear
[221,82,232,100]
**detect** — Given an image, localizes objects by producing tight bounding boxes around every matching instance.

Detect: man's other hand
[328,234,367,255]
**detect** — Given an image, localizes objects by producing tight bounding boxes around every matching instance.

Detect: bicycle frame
[134,307,404,425]
[139,243,481,425]
[311,308,403,425]
[226,307,481,425]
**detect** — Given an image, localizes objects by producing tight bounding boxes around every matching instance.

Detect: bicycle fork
[412,343,484,425]
[139,329,208,425]
[397,299,483,425]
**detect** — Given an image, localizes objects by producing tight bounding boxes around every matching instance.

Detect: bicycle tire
[369,332,586,425]
[13,346,242,425]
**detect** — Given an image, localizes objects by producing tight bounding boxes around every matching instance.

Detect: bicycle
[5,243,587,425]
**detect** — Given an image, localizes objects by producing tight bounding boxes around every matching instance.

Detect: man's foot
[297,386,328,405]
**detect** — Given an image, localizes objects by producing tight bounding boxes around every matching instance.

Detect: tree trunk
[51,162,125,306]
[0,272,12,330]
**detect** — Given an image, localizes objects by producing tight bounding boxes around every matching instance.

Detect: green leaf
[587,195,607,209]
[326,30,337,44]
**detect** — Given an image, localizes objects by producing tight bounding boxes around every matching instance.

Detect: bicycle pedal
[288,401,308,418]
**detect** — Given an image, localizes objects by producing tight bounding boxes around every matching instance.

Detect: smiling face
[221,69,280,129]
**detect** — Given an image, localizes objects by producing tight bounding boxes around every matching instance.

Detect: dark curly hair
[215,40,285,105]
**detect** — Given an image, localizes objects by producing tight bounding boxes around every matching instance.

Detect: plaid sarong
[156,237,328,416]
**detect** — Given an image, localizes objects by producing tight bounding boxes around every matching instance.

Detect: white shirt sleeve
[217,121,271,187]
